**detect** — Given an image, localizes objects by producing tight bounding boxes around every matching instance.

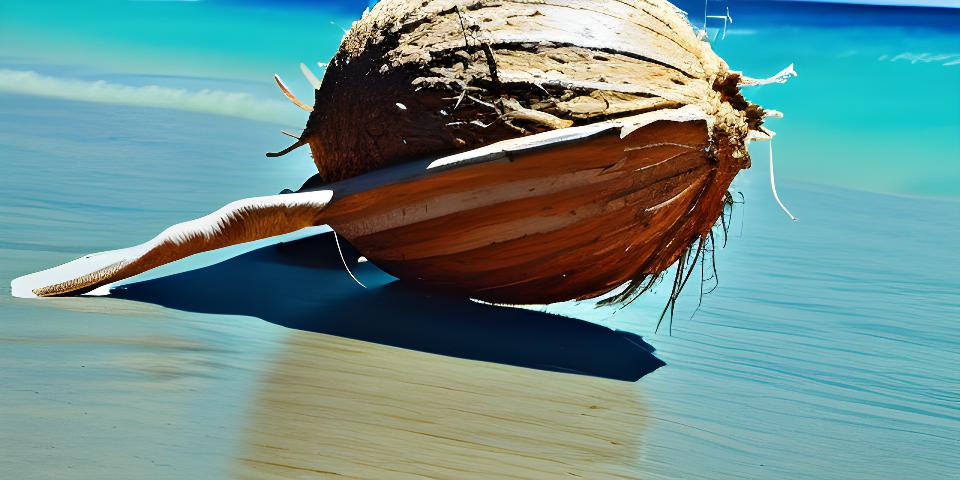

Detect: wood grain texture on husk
[317,112,734,303]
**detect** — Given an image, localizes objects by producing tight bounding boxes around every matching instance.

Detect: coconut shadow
[109,232,664,381]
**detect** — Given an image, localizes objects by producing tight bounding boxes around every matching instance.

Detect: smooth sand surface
[234,333,649,479]
[4,86,957,479]
[1,291,652,479]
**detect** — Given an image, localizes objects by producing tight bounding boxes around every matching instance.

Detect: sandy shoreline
[1,290,654,479]
[3,66,957,477]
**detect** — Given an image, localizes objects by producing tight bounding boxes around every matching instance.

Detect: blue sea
[1,1,957,478]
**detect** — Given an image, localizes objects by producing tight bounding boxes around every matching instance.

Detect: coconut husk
[299,0,764,184]
[15,0,786,310]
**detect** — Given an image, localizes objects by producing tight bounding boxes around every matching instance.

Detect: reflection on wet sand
[235,332,649,479]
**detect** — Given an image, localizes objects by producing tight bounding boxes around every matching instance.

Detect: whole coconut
[18,0,788,309]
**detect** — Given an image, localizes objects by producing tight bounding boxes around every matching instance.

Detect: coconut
[14,0,792,312]
[276,0,779,306]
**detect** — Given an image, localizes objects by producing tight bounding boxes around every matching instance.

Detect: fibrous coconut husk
[15,0,791,313]
[297,0,767,184]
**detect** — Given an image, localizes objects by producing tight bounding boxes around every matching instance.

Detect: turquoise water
[1,1,958,479]
[2,0,957,196]
[706,2,960,197]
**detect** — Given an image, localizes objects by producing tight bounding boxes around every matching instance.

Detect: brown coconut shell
[291,0,765,303]
[17,0,775,307]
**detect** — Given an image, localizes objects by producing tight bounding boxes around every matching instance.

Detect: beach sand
[1,291,654,479]
[234,332,649,479]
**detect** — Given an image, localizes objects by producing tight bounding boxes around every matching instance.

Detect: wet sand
[1,292,653,480]
[3,91,957,479]
[235,333,649,479]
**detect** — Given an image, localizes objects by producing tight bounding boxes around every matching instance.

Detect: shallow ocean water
[1,1,958,479]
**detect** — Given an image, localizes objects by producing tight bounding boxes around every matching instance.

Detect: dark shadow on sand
[110,232,664,381]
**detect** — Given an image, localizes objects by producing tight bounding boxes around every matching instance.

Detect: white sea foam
[0,69,297,124]
[878,52,960,66]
